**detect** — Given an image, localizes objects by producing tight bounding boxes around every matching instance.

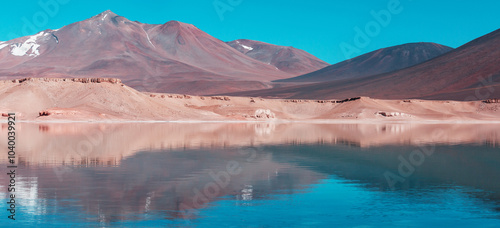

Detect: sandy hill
[0,78,498,122]
[0,78,217,121]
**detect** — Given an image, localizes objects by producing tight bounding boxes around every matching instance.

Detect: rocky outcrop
[283,97,362,104]
[483,99,500,103]
[254,109,276,119]
[39,111,51,116]
[211,96,231,101]
[39,109,80,117]
[283,99,308,103]
[376,111,412,117]
[7,78,122,84]
[335,97,361,103]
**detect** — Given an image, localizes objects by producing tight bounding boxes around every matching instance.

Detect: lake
[1,123,500,227]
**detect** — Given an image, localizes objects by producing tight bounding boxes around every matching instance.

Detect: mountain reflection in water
[0,123,499,227]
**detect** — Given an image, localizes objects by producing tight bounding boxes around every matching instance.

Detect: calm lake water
[1,123,500,227]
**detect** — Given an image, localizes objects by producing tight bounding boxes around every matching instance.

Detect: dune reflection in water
[0,123,499,226]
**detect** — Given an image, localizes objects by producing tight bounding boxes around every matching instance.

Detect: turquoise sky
[1,0,499,63]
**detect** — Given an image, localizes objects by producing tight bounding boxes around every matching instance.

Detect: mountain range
[228,28,500,100]
[0,11,326,95]
[0,10,498,100]
[276,42,453,83]
[226,39,329,75]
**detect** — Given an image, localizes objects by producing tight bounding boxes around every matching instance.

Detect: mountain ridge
[276,42,453,83]
[223,28,500,100]
[0,10,326,95]
[226,39,329,75]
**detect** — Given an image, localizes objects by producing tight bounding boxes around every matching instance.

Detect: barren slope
[277,43,452,82]
[0,11,302,95]
[229,29,500,100]
[0,78,498,122]
[227,39,329,75]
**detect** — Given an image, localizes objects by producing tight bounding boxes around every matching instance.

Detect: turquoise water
[1,123,500,227]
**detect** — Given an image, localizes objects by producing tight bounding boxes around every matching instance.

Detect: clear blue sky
[1,0,499,64]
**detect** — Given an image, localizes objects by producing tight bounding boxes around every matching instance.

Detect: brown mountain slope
[276,42,452,83]
[0,11,309,95]
[227,28,500,100]
[226,39,329,75]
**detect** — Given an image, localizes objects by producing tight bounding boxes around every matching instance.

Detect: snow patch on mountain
[146,33,155,48]
[10,32,46,57]
[241,44,253,51]
[0,41,8,50]
[143,28,156,48]
[235,40,253,51]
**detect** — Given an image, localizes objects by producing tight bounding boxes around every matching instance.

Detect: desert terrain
[0,77,499,122]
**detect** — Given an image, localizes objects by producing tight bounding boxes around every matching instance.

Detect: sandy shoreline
[4,119,500,124]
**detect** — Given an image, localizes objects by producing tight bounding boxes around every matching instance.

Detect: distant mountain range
[226,39,329,75]
[276,42,453,83]
[228,28,500,100]
[0,10,498,100]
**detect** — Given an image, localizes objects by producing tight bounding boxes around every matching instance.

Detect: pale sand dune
[0,78,499,122]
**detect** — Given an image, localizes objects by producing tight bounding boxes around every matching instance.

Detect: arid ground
[1,78,498,122]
